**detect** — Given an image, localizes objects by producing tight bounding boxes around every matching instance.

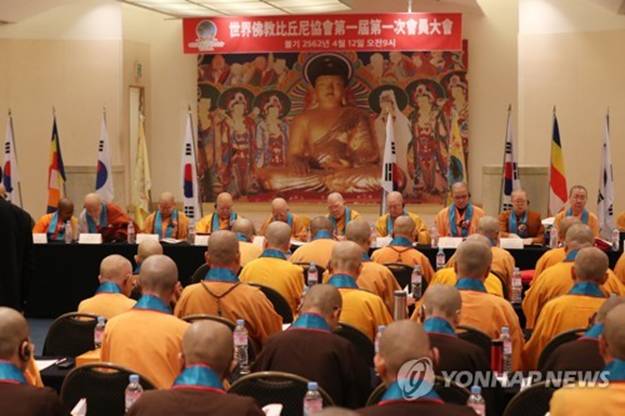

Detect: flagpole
[188,104,203,218]
[52,107,68,197]
[7,108,24,207]
[498,104,512,212]
[548,105,555,216]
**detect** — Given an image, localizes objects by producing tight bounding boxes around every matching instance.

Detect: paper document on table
[262,404,283,416]
[71,398,87,416]
[35,359,58,371]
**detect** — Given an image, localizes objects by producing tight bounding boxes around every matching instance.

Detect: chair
[456,325,492,360]
[537,327,586,371]
[249,283,293,323]
[43,312,99,357]
[228,371,334,416]
[182,314,236,330]
[384,263,425,291]
[366,376,470,406]
[334,323,375,369]
[292,262,326,286]
[60,363,156,416]
[189,264,210,284]
[502,381,559,416]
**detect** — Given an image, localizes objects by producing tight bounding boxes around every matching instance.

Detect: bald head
[137,239,163,263]
[378,320,431,378]
[393,215,416,239]
[215,192,234,220]
[345,220,371,247]
[0,307,29,362]
[231,218,255,241]
[58,198,74,222]
[603,303,625,359]
[310,216,333,238]
[327,193,346,219]
[455,240,492,279]
[84,193,102,217]
[206,230,240,267]
[558,216,581,240]
[182,321,233,375]
[478,216,500,243]
[423,285,462,322]
[265,221,292,250]
[138,254,178,296]
[574,247,609,284]
[158,192,176,217]
[330,241,362,277]
[302,284,342,316]
[387,191,404,218]
[100,255,132,284]
[327,192,344,204]
[565,223,594,251]
[451,182,470,209]
[270,197,290,223]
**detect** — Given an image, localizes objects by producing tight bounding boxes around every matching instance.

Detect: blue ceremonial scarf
[583,323,604,339]
[390,236,413,247]
[569,281,605,298]
[564,249,579,262]
[379,380,442,405]
[46,212,65,241]
[362,252,371,262]
[290,313,331,332]
[211,211,237,232]
[567,207,589,225]
[86,204,108,233]
[204,268,239,283]
[134,295,171,314]
[604,359,625,381]
[313,230,332,240]
[235,232,249,242]
[96,281,122,294]
[449,203,473,237]
[386,211,406,235]
[173,365,224,391]
[508,211,529,237]
[423,317,456,337]
[0,362,26,385]
[328,274,358,289]
[260,248,287,260]
[154,209,178,238]
[330,207,351,235]
[456,278,487,293]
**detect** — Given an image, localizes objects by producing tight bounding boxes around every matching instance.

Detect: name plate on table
[33,233,48,244]
[438,237,463,249]
[136,233,159,244]
[253,235,265,248]
[194,235,210,246]
[500,238,524,250]
[374,236,392,248]
[78,233,102,245]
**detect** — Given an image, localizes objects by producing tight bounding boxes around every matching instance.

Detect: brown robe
[540,338,604,372]
[0,383,63,416]
[358,400,475,416]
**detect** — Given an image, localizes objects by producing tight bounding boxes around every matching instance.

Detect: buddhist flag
[3,111,22,206]
[46,114,66,213]
[380,114,396,213]
[447,108,467,190]
[181,110,201,224]
[598,111,615,240]
[500,105,521,211]
[95,109,114,202]
[549,109,567,216]
[132,114,151,230]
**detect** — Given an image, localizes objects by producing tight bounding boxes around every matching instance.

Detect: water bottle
[411,265,423,300]
[374,325,385,354]
[94,316,105,349]
[436,247,446,270]
[511,267,522,304]
[392,290,407,320]
[187,223,196,245]
[307,262,319,286]
[127,222,136,244]
[501,326,513,373]
[612,228,620,252]
[234,319,250,375]
[303,381,323,415]
[430,225,439,248]
[124,374,143,411]
[64,220,73,244]
[466,385,486,416]
[549,226,558,248]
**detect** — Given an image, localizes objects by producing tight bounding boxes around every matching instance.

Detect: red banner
[183,13,462,54]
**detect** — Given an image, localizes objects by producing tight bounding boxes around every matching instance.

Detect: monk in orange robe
[142,192,189,240]
[195,192,238,234]
[78,193,134,242]
[532,216,580,282]
[290,216,337,270]
[258,197,308,242]
[32,198,78,241]
[327,192,361,237]
[435,182,485,237]
[375,191,430,244]
[231,218,262,267]
[553,185,600,238]
[499,189,545,245]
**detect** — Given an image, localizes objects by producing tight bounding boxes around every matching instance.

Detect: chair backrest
[60,363,155,416]
[456,325,492,360]
[182,313,236,330]
[502,381,559,416]
[43,312,99,357]
[334,323,375,369]
[384,263,414,290]
[292,262,326,286]
[249,283,293,323]
[537,327,586,371]
[190,264,210,284]
[366,376,470,406]
[229,371,334,416]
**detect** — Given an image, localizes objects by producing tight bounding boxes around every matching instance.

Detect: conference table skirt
[24,243,622,318]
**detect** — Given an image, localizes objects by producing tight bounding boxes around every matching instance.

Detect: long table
[25,242,623,318]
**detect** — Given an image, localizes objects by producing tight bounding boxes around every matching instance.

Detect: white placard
[500,238,524,250]
[194,235,210,246]
[136,233,159,245]
[32,233,48,244]
[78,233,102,245]
[438,237,463,249]
[253,235,266,248]
[374,236,392,248]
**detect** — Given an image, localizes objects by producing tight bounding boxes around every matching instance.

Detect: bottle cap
[471,385,481,394]
[307,381,318,390]
[501,326,509,334]
[514,267,520,272]
[377,325,386,333]
[236,319,245,326]
[129,374,139,383]
[97,316,106,324]
[309,262,316,267]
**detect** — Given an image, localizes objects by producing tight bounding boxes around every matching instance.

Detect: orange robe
[78,293,137,320]
[554,210,600,238]
[499,210,545,245]
[337,287,393,341]
[79,203,131,234]
[289,238,337,269]
[259,214,309,241]
[195,212,236,233]
[549,381,625,416]
[370,246,434,283]
[328,208,361,236]
[435,204,485,237]
[239,241,262,267]
[142,210,189,239]
[447,246,514,295]
[532,247,566,283]
[429,267,504,298]
[375,212,430,245]
[614,251,625,285]
[32,213,78,241]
